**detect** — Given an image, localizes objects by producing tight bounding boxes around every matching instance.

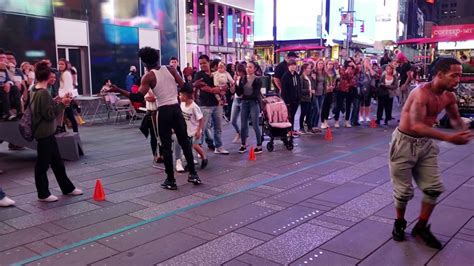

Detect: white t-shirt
[180,101,203,137]
[213,71,234,87]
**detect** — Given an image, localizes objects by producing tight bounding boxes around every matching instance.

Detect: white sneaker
[39,195,58,202]
[359,117,364,123]
[232,134,241,143]
[321,122,328,129]
[176,159,185,173]
[334,121,340,128]
[0,196,15,207]
[214,147,230,155]
[68,188,83,196]
[345,121,352,128]
[365,117,371,122]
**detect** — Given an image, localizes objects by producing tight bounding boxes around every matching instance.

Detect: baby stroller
[261,92,294,151]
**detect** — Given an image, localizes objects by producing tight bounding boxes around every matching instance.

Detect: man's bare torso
[399,83,456,137]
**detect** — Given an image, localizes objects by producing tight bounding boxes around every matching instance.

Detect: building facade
[183,0,254,67]
[0,0,179,95]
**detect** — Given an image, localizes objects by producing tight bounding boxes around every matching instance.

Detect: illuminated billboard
[276,0,324,41]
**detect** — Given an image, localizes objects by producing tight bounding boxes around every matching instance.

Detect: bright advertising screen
[276,0,323,40]
[328,0,377,45]
[254,0,274,41]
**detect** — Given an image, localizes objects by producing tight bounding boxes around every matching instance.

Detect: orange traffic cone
[93,179,106,201]
[324,127,333,141]
[370,118,377,128]
[248,146,256,161]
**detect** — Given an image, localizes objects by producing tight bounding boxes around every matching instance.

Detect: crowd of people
[0,46,472,253]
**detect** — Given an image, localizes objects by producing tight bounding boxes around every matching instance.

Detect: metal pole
[345,0,355,58]
[320,0,323,47]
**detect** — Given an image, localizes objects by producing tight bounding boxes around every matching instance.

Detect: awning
[275,45,325,53]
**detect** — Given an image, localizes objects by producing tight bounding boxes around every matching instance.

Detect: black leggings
[287,102,299,131]
[321,92,333,123]
[158,104,196,181]
[376,95,393,122]
[334,91,353,121]
[64,106,78,132]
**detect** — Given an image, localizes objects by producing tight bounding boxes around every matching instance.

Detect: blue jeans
[201,106,223,149]
[0,187,5,200]
[311,95,324,128]
[230,97,242,134]
[240,100,262,146]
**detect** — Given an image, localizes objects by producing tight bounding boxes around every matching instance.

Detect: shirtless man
[390,57,471,249]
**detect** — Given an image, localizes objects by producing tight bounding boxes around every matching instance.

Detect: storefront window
[186,0,197,43]
[197,0,207,44]
[235,10,242,45]
[227,8,235,46]
[209,3,215,45]
[217,5,224,46]
[53,0,88,20]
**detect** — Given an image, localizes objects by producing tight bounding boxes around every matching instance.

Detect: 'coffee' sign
[432,24,474,42]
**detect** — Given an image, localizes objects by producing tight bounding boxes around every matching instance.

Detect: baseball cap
[287,52,298,58]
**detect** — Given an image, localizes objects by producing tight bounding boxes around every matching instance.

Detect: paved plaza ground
[0,117,473,265]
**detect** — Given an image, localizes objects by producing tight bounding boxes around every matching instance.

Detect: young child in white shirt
[213,62,234,105]
[174,84,208,172]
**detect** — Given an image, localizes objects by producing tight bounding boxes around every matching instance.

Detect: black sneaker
[392,218,407,241]
[200,158,208,169]
[155,156,164,163]
[254,147,263,154]
[160,179,177,190]
[207,144,215,151]
[188,173,202,185]
[411,224,442,249]
[238,145,247,154]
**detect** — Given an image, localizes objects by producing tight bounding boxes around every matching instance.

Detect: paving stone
[92,232,206,265]
[186,192,262,218]
[4,201,100,229]
[428,204,474,237]
[246,205,322,235]
[129,194,205,220]
[194,204,274,235]
[313,182,374,204]
[235,227,275,242]
[321,219,392,259]
[105,174,157,191]
[223,259,251,266]
[289,248,359,266]
[318,157,387,185]
[354,167,390,185]
[211,173,275,193]
[358,236,438,266]
[98,215,196,251]
[265,171,319,189]
[250,224,339,264]
[314,215,356,227]
[301,160,354,176]
[441,185,474,211]
[428,238,474,266]
[271,181,334,204]
[43,215,141,248]
[158,233,263,265]
[308,219,348,231]
[25,242,117,266]
[326,192,392,222]
[307,198,340,208]
[0,221,16,235]
[25,240,57,254]
[106,183,163,203]
[0,227,51,252]
[53,202,146,230]
[0,246,38,266]
[455,232,474,242]
[181,227,219,241]
[235,253,282,266]
[297,201,333,212]
[0,207,29,222]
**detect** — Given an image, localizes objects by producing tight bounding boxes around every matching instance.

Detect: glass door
[57,46,89,95]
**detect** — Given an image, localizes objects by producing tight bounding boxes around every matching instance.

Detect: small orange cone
[248,146,256,161]
[370,118,377,128]
[324,127,333,141]
[93,179,106,201]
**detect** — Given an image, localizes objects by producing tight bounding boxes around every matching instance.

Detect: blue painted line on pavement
[13,140,387,266]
